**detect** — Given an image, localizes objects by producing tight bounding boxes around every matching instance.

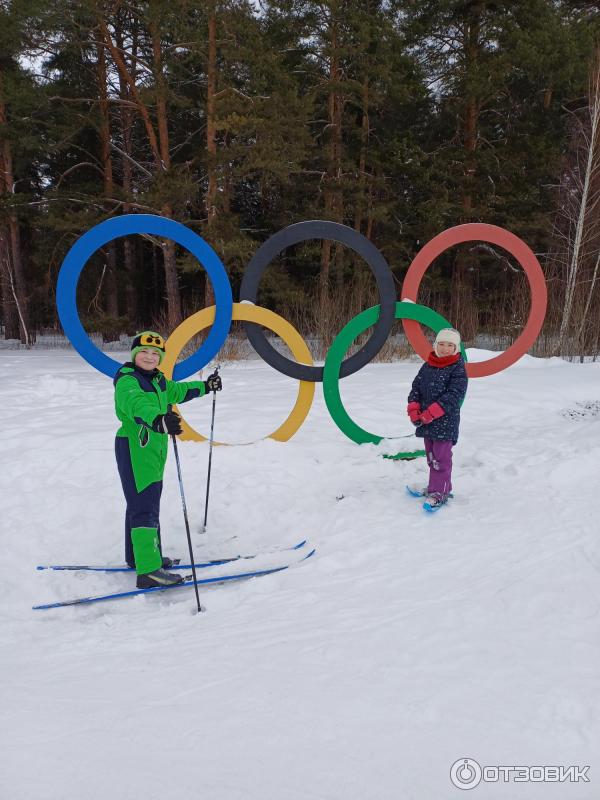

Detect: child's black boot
[137,569,184,589]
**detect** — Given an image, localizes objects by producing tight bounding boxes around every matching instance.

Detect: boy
[114,331,222,587]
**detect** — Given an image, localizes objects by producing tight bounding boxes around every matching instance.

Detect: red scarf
[427,351,460,368]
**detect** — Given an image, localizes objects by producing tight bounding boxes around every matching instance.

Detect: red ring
[400,223,547,378]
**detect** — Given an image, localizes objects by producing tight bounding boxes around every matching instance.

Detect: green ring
[323,301,467,446]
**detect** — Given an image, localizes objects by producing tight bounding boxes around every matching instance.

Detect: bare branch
[56,162,105,188]
[108,142,153,178]
[49,95,140,110]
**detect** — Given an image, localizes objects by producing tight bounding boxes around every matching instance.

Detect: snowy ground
[2,348,600,800]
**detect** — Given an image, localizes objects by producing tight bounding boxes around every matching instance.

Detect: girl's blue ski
[36,539,307,573]
[405,485,428,498]
[33,548,315,610]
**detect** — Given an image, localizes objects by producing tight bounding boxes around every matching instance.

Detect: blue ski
[33,548,316,610]
[405,485,428,498]
[36,539,308,573]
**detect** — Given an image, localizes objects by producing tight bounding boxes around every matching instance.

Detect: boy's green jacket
[114,363,206,492]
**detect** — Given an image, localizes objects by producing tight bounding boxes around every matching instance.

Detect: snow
[2,348,599,799]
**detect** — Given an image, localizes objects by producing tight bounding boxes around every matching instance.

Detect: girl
[406,328,467,510]
[114,331,222,587]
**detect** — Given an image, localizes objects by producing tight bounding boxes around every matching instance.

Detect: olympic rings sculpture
[56,213,547,449]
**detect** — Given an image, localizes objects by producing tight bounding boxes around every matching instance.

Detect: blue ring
[56,215,233,379]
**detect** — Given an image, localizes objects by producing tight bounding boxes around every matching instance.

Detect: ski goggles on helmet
[138,333,165,349]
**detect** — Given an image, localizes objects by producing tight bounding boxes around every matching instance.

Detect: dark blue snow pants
[115,437,163,568]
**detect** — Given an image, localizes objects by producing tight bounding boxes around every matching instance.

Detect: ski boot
[423,493,450,513]
[136,569,184,589]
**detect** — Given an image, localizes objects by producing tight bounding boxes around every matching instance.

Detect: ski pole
[202,367,219,533]
[168,405,202,614]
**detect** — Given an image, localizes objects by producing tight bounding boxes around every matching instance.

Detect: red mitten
[419,402,445,424]
[407,401,421,423]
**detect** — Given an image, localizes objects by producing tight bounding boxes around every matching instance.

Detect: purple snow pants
[424,438,453,496]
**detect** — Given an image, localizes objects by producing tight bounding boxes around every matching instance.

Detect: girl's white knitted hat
[434,328,461,350]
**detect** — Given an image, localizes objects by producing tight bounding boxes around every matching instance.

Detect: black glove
[205,371,222,393]
[152,410,182,436]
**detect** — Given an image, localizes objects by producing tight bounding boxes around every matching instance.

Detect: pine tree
[0,1,38,342]
[404,0,597,341]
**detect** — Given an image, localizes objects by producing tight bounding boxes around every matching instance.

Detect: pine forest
[1,0,599,358]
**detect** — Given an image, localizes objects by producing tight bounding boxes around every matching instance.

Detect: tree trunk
[451,12,481,340]
[96,39,119,318]
[558,45,600,353]
[321,8,344,302]
[354,77,369,236]
[0,225,19,339]
[204,8,218,308]
[115,23,138,324]
[0,73,29,343]
[150,14,181,328]
[101,13,181,328]
[99,18,161,165]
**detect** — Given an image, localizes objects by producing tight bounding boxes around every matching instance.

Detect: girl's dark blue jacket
[408,355,468,444]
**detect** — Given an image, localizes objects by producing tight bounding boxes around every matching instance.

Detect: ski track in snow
[2,349,600,799]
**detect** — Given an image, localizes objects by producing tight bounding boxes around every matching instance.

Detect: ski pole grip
[167,404,177,439]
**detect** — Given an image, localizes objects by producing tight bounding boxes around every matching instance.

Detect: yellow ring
[161,303,315,444]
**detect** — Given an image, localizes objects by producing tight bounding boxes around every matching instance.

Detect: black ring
[239,221,396,382]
